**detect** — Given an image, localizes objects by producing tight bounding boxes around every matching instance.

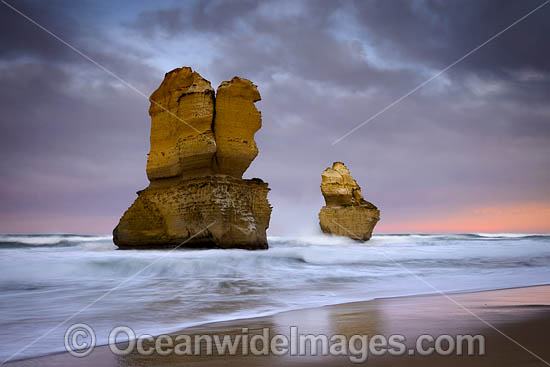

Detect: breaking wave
[0,234,113,248]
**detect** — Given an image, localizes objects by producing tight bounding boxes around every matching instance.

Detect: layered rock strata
[146,68,216,180]
[318,162,380,241]
[214,77,262,178]
[114,67,271,249]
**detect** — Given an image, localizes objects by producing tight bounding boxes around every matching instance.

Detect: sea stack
[318,162,380,241]
[113,67,272,249]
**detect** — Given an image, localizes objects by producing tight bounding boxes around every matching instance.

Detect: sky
[0,0,549,235]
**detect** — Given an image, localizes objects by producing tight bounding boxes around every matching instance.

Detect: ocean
[1,233,549,361]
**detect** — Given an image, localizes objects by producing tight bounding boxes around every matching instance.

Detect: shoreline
[7,284,550,366]
[6,282,550,362]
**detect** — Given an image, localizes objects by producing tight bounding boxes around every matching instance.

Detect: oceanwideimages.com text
[65,323,486,363]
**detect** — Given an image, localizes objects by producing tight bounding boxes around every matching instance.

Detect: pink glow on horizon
[1,203,549,235]
[376,202,550,234]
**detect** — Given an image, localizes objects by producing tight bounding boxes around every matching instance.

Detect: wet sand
[7,285,550,366]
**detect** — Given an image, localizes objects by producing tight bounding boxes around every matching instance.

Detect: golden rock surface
[114,176,271,249]
[146,67,216,180]
[319,162,380,241]
[214,77,262,178]
[114,67,271,249]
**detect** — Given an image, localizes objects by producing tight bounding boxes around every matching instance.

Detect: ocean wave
[370,233,550,242]
[2,244,541,282]
[268,235,356,246]
[0,234,112,248]
[1,233,546,249]
[470,233,549,239]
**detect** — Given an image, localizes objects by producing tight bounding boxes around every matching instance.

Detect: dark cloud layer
[353,0,550,73]
[0,1,79,61]
[0,0,548,234]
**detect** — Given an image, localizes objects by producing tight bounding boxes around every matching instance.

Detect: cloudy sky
[1,0,549,234]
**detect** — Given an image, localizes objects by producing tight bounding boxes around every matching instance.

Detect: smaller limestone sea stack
[113,67,271,249]
[318,162,380,241]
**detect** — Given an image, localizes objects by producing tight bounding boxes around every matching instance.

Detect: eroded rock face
[146,67,216,180]
[114,176,271,249]
[114,67,271,249]
[214,77,262,178]
[318,162,380,241]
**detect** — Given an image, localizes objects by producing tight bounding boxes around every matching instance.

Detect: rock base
[319,205,380,241]
[113,175,271,250]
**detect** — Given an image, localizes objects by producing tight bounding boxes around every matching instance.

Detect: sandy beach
[8,285,550,366]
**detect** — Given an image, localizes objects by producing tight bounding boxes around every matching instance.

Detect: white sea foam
[0,233,549,361]
[0,234,112,246]
[473,232,543,238]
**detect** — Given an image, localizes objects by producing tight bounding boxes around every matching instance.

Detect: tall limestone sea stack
[113,67,272,249]
[318,162,380,241]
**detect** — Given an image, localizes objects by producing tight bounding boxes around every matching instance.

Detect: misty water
[1,233,549,360]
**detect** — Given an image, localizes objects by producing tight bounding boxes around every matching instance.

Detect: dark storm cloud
[351,0,550,74]
[131,0,262,37]
[1,0,160,84]
[129,0,550,98]
[0,0,548,233]
[0,0,80,61]
[129,0,419,92]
